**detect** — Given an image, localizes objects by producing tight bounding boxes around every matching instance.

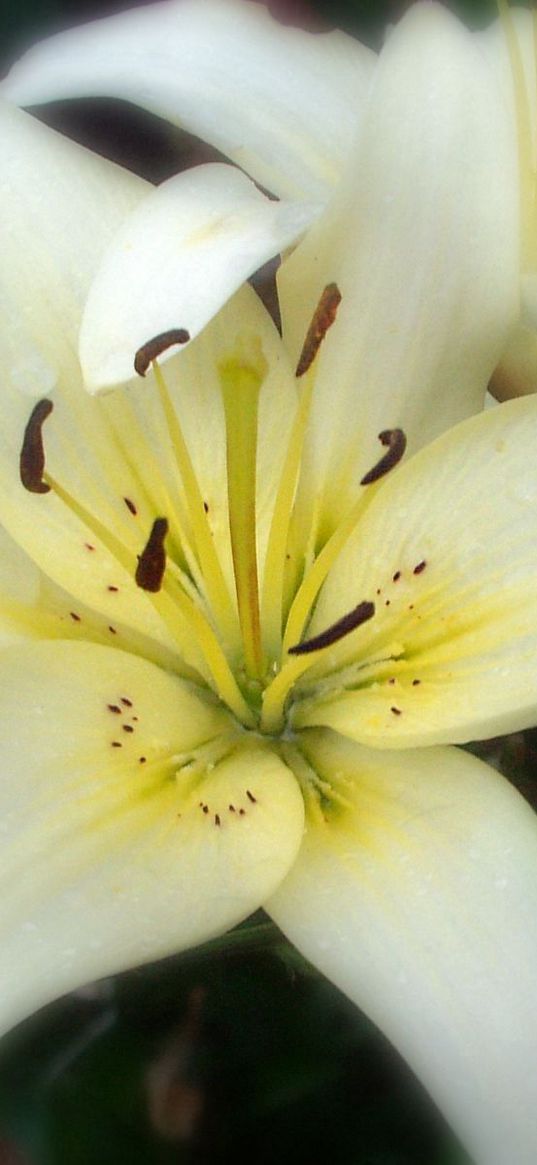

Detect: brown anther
[360,429,407,486]
[135,517,168,592]
[20,399,53,493]
[134,328,190,376]
[295,283,342,378]
[289,599,375,656]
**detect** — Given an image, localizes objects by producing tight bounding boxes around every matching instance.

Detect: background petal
[279,2,519,535]
[269,729,537,1165]
[2,0,374,201]
[0,641,304,1035]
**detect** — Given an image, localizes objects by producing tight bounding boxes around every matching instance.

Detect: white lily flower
[5,0,533,407]
[0,6,535,1165]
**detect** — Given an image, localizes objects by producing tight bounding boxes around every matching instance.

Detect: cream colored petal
[0,640,304,1035]
[279,2,518,535]
[292,398,537,747]
[2,0,374,202]
[268,730,537,1165]
[0,98,145,407]
[81,163,318,391]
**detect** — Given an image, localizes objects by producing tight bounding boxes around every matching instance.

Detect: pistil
[218,336,268,682]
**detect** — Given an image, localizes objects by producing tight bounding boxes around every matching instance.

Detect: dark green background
[0,2,524,1163]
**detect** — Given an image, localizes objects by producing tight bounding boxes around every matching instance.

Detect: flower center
[19,283,408,742]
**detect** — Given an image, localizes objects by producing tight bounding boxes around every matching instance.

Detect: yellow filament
[153,363,238,648]
[44,473,255,727]
[282,490,369,655]
[219,337,267,681]
[101,390,201,580]
[260,652,319,735]
[260,369,315,659]
[163,573,255,726]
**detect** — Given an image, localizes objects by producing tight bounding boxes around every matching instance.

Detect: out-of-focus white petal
[81,163,318,391]
[2,0,374,201]
[0,640,304,1035]
[279,2,518,533]
[269,729,537,1165]
[293,398,537,747]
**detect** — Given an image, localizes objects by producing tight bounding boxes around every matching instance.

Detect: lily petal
[268,729,537,1165]
[279,2,518,533]
[2,0,374,201]
[80,163,318,391]
[0,102,297,665]
[294,398,537,747]
[0,98,145,409]
[0,640,304,1035]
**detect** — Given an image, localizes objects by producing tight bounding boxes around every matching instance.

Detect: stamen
[152,363,237,645]
[20,399,53,494]
[135,517,168,592]
[134,329,190,377]
[295,283,342,378]
[261,285,342,657]
[360,429,407,486]
[288,600,375,655]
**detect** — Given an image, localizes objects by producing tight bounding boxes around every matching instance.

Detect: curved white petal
[268,730,537,1165]
[279,2,518,533]
[293,398,537,747]
[0,640,304,1035]
[81,163,318,391]
[2,0,374,201]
